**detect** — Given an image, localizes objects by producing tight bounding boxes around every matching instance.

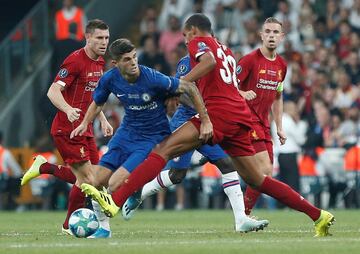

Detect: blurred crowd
[1,0,359,211]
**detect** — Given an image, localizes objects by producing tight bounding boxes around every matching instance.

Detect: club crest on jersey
[58,68,68,78]
[80,146,86,158]
[197,42,208,51]
[178,64,188,74]
[236,65,242,74]
[251,130,259,140]
[277,70,283,80]
[142,93,151,102]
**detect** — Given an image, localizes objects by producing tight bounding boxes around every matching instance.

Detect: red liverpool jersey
[237,49,287,128]
[51,48,105,137]
[187,36,252,125]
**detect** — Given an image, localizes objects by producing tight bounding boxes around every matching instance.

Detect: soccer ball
[69,208,99,238]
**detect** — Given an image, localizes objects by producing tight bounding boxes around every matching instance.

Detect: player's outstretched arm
[176,80,213,142]
[70,101,104,138]
[47,82,81,123]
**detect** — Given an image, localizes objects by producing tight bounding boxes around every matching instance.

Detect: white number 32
[217,47,238,89]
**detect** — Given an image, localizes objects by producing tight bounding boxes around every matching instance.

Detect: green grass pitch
[0,210,359,254]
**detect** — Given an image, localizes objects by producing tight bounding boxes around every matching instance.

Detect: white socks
[141,170,173,200]
[92,200,110,231]
[222,171,247,223]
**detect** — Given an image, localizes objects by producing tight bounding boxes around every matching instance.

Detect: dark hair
[85,19,109,34]
[263,17,283,28]
[109,38,135,60]
[184,13,212,32]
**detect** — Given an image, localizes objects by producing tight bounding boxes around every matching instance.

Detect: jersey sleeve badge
[177,64,188,75]
[58,68,69,78]
[236,65,242,74]
[197,42,209,52]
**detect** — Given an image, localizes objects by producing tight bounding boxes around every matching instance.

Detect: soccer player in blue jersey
[122,55,269,232]
[71,38,212,237]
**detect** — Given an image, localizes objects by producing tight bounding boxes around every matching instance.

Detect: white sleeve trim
[56,80,66,87]
[195,51,206,60]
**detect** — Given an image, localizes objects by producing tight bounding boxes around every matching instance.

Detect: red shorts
[52,135,99,165]
[250,122,274,163]
[190,113,255,157]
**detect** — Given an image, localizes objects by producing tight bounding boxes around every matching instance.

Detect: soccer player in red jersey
[21,19,113,234]
[236,17,288,215]
[82,14,334,236]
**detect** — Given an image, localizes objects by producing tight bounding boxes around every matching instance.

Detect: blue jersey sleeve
[151,69,180,95]
[175,55,191,78]
[93,75,111,105]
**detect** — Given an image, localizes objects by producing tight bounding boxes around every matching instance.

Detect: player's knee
[213,157,234,174]
[169,169,187,184]
[108,178,120,193]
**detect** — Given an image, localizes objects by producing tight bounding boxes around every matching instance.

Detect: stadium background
[0,0,359,213]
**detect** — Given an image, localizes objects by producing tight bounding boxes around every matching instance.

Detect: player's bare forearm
[97,110,107,123]
[47,83,72,113]
[272,93,283,131]
[177,80,209,122]
[82,101,103,125]
[182,53,216,82]
[179,93,194,108]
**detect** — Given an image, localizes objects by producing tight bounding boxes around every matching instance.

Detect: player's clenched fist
[66,108,82,122]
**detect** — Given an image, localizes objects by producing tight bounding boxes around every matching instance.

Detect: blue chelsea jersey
[172,55,197,122]
[94,65,180,136]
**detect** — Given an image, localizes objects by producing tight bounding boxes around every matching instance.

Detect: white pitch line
[4,238,360,249]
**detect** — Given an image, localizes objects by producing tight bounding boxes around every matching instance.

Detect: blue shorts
[100,128,168,173]
[168,109,228,170]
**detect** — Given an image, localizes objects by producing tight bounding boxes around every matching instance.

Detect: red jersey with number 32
[237,49,287,128]
[187,36,252,124]
[51,48,105,137]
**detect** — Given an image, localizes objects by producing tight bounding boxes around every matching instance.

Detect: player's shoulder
[100,67,117,83]
[178,55,190,64]
[139,64,157,77]
[176,55,190,77]
[139,65,163,83]
[276,54,287,68]
[188,36,213,47]
[63,48,83,63]
[238,49,258,64]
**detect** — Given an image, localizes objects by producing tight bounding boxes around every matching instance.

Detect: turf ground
[0,209,359,254]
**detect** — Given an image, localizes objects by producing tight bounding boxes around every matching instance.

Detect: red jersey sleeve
[236,54,253,86]
[188,38,212,62]
[53,53,80,88]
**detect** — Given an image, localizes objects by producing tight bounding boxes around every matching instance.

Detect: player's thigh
[253,150,273,176]
[53,135,95,165]
[154,121,203,160]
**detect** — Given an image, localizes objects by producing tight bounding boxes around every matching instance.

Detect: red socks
[259,176,321,221]
[112,152,167,207]
[40,163,76,184]
[244,187,261,215]
[62,185,86,229]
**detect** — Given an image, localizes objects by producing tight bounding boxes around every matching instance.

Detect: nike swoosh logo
[116,94,126,97]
